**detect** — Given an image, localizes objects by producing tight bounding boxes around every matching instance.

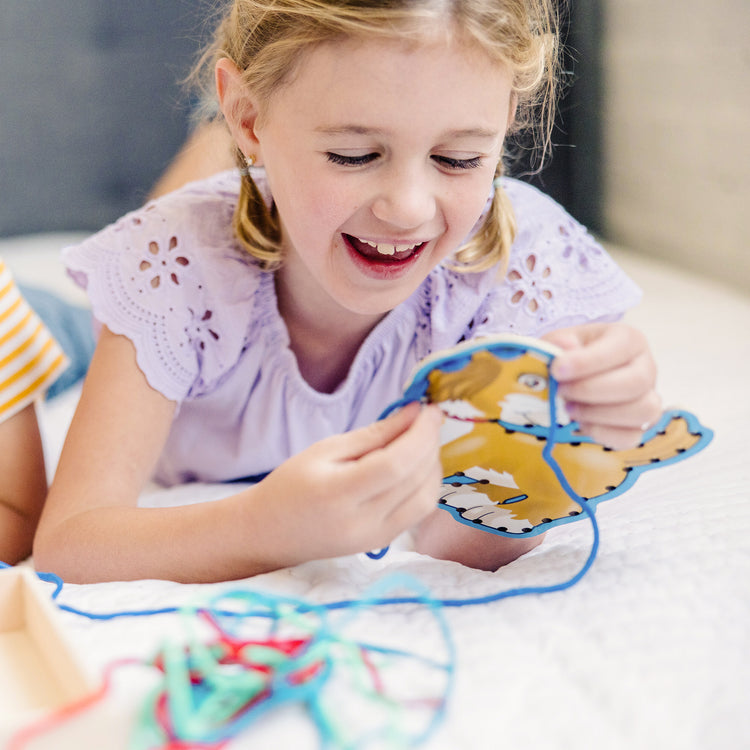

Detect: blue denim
[20,285,95,399]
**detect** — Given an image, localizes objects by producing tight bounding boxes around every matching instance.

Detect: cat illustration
[416,338,712,536]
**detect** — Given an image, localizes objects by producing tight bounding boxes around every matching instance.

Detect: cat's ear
[428,352,504,402]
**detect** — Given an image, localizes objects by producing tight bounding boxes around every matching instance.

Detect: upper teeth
[360,239,420,256]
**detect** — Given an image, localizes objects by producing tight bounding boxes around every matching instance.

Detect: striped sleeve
[0,260,69,422]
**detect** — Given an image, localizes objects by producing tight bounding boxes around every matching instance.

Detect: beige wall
[601,0,750,294]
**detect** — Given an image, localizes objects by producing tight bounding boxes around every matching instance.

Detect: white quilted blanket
[6,236,750,750]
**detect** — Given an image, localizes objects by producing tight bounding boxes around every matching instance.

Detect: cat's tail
[618,412,708,469]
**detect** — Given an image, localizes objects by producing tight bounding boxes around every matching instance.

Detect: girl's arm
[0,404,48,565]
[34,327,443,583]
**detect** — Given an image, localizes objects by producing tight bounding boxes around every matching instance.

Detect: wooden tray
[0,567,95,735]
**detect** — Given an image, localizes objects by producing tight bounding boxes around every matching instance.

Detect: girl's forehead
[283,33,508,97]
[265,36,513,134]
[282,22,500,85]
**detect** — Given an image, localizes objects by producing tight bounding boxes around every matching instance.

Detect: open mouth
[344,234,426,263]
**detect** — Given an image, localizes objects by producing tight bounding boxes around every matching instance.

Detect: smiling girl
[34,0,660,582]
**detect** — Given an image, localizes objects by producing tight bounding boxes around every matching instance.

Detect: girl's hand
[251,403,443,564]
[544,322,661,450]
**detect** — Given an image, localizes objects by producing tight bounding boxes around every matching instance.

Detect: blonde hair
[194,0,561,273]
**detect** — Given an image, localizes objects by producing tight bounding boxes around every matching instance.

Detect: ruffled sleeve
[62,174,261,404]
[469,178,642,338]
[415,178,641,359]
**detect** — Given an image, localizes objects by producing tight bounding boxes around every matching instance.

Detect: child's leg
[413,508,544,571]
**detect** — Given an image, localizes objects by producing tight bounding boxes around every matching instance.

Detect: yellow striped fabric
[0,259,69,422]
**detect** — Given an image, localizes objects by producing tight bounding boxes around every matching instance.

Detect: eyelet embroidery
[507,252,553,315]
[186,308,221,351]
[138,236,190,289]
[559,221,605,268]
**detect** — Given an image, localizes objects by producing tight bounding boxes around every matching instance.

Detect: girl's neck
[275,270,385,394]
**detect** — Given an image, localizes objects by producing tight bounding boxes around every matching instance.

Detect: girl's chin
[330,278,424,320]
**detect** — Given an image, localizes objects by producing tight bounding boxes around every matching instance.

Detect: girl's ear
[215,58,263,165]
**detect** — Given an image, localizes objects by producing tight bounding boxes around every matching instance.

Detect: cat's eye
[518,373,546,391]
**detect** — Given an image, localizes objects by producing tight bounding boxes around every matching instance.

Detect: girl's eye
[432,155,482,170]
[518,373,547,392]
[326,152,379,167]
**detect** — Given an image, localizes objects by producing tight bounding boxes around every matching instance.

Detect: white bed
[3,232,749,750]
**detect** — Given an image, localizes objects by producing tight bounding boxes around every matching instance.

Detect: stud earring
[240,154,257,177]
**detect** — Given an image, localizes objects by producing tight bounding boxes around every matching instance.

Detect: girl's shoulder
[63,171,274,403]
[428,179,642,344]
[109,169,242,243]
[500,176,604,256]
[499,178,641,327]
[67,170,243,265]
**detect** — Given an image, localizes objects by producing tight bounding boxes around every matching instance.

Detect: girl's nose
[370,166,437,229]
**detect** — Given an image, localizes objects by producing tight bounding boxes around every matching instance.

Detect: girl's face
[253,34,514,322]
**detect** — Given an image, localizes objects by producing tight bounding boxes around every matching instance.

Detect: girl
[34,0,660,583]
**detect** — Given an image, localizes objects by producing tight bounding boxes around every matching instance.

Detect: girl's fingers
[359,403,441,463]
[349,406,444,535]
[566,390,663,430]
[318,403,442,503]
[574,422,649,451]
[556,350,657,405]
[331,401,423,461]
[382,464,443,531]
[548,323,650,383]
[543,323,660,449]
[256,405,442,556]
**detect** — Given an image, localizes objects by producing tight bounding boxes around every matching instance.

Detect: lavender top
[63,170,641,485]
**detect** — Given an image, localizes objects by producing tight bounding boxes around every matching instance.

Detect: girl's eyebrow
[315,125,383,136]
[315,124,501,141]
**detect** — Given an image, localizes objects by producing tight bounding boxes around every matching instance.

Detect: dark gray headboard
[0,1,209,236]
[0,1,602,236]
